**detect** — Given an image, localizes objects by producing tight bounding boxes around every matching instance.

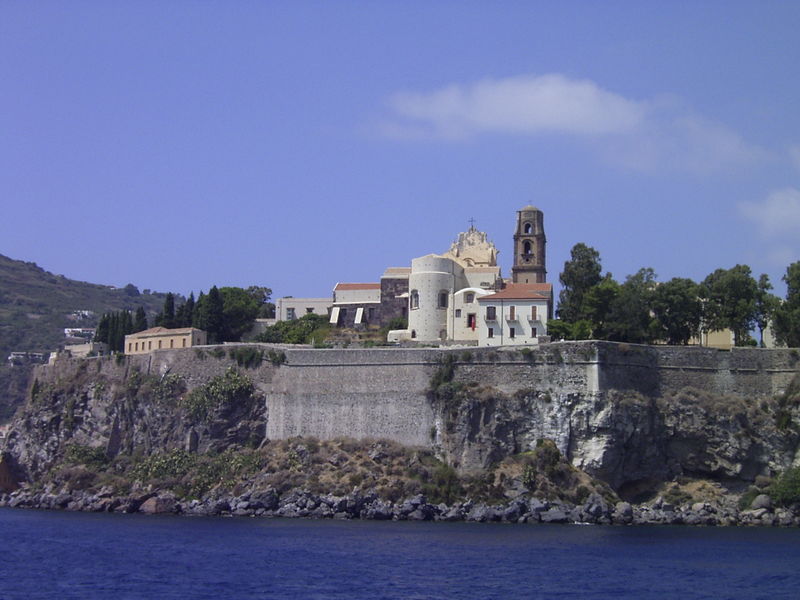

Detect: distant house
[64,341,108,358]
[124,327,207,355]
[477,283,553,346]
[7,351,49,366]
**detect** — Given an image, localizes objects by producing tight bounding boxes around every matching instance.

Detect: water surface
[2,508,799,599]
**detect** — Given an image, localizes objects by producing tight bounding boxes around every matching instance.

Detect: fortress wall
[32,343,798,450]
[267,348,439,446]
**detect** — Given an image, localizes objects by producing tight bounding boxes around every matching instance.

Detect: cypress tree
[158,293,176,329]
[193,291,207,330]
[95,313,110,345]
[134,306,148,332]
[206,286,224,343]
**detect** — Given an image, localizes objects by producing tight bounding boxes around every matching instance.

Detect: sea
[1,507,799,600]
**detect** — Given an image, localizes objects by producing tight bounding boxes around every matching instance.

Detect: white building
[477,283,553,346]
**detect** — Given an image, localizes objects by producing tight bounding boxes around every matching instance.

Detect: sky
[2,1,799,302]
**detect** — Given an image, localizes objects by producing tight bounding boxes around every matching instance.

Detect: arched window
[524,222,532,234]
[410,290,419,310]
[438,291,448,309]
[465,293,475,304]
[411,330,417,339]
[523,241,532,255]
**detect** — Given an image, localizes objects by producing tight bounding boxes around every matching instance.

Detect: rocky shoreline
[3,487,798,527]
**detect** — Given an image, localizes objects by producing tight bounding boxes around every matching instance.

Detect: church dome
[520,204,540,212]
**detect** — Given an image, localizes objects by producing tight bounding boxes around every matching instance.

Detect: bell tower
[511,205,546,284]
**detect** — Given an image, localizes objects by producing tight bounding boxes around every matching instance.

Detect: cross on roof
[468,217,476,229]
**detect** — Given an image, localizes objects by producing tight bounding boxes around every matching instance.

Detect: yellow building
[124,327,207,355]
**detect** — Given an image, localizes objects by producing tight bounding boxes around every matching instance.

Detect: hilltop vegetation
[0,253,168,420]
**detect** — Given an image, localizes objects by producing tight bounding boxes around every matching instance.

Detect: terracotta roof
[478,283,552,301]
[334,283,381,291]
[126,327,202,338]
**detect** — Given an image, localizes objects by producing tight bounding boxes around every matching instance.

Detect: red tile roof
[334,282,381,291]
[477,283,552,301]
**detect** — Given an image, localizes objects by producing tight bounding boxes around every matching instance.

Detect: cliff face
[5,354,265,481]
[431,384,800,492]
[2,343,799,495]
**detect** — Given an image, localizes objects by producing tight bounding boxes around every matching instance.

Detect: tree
[123,283,140,297]
[219,287,261,341]
[604,268,657,344]
[774,262,800,347]
[155,292,176,328]
[557,243,602,323]
[175,292,195,328]
[204,286,225,343]
[754,274,781,347]
[133,306,148,333]
[701,265,758,346]
[651,278,702,345]
[582,275,620,339]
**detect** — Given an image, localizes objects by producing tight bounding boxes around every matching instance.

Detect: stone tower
[511,205,546,284]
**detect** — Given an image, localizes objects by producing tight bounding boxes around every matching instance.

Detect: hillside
[0,253,170,420]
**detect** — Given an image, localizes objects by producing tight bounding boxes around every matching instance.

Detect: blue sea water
[1,508,799,599]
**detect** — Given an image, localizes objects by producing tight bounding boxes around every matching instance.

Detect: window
[531,327,537,338]
[455,309,461,318]
[286,307,296,320]
[148,341,152,350]
[411,330,416,339]
[182,338,186,348]
[134,342,138,351]
[438,291,448,309]
[158,340,162,349]
[468,314,476,330]
[170,339,174,348]
[488,327,494,338]
[523,241,532,255]
[509,306,516,320]
[410,290,419,310]
[368,307,375,320]
[509,327,516,339]
[128,343,132,352]
[486,306,496,320]
[465,293,475,304]
[306,307,314,314]
[524,222,532,234]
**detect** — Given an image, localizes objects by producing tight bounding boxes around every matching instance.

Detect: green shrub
[423,463,463,504]
[768,466,800,507]
[64,444,108,470]
[228,346,264,369]
[267,350,287,365]
[182,368,254,422]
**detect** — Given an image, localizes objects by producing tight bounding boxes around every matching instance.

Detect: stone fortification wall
[16,341,798,489]
[267,348,439,446]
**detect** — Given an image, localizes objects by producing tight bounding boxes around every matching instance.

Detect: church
[277,206,553,346]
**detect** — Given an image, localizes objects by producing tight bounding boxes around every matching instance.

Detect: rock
[613,501,633,524]
[751,494,772,511]
[582,492,609,521]
[139,494,178,515]
[540,508,569,524]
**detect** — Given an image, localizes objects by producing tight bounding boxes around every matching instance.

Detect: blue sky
[2,1,799,301]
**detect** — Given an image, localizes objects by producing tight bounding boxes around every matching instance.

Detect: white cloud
[383,74,644,139]
[740,188,800,236]
[379,73,764,173]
